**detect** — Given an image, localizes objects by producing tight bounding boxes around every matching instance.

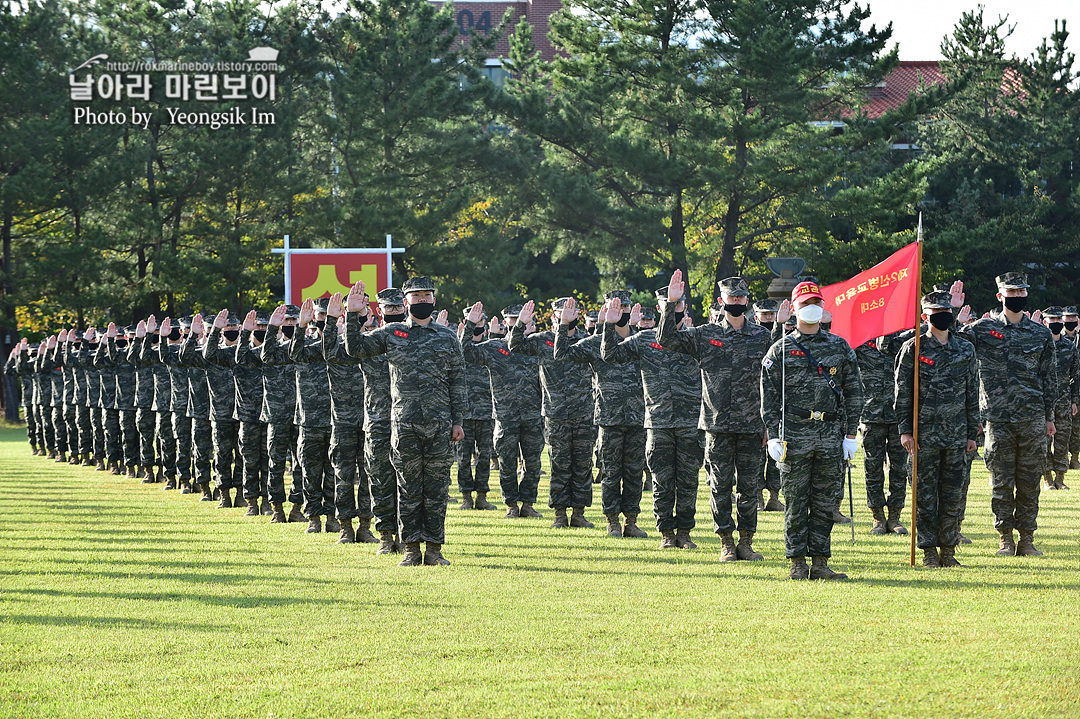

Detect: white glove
[843,436,858,461]
[767,438,786,463]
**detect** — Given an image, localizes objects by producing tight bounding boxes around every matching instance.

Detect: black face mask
[723,304,747,317]
[566,319,578,330]
[223,330,239,342]
[489,331,507,339]
[253,329,267,343]
[759,321,775,331]
[929,312,954,331]
[115,339,128,349]
[615,312,631,328]
[1049,322,1064,335]
[674,312,685,324]
[382,312,406,324]
[168,328,181,342]
[472,326,486,337]
[1066,321,1078,332]
[408,302,435,320]
[314,320,325,332]
[1003,296,1028,313]
[86,341,99,351]
[149,334,159,345]
[281,325,296,339]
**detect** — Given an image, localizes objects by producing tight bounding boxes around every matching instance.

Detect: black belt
[788,406,837,422]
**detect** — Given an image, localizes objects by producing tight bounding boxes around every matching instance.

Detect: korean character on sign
[124,74,151,101]
[834,295,845,307]
[165,74,191,101]
[845,288,857,300]
[250,73,276,100]
[880,275,891,288]
[221,74,247,100]
[857,282,868,293]
[868,276,879,290]
[69,74,94,101]
[898,268,909,280]
[96,74,124,100]
[194,74,219,101]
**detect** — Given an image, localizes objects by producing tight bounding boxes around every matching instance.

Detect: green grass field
[1,422,1079,718]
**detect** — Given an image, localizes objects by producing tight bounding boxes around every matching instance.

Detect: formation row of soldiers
[6,269,1071,575]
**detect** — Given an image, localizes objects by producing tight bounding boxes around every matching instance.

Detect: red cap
[791,281,823,303]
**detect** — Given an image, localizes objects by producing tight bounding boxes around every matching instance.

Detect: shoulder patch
[497,347,510,357]
[867,341,878,350]
[393,330,408,338]
[762,358,773,369]
[989,330,1004,340]
[709,339,723,347]
[544,340,555,347]
[650,342,664,350]
[919,356,934,366]
[790,350,805,357]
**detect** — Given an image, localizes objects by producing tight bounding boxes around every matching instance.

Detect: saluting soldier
[343,277,468,566]
[260,304,306,523]
[1063,306,1080,470]
[659,273,772,562]
[895,292,980,568]
[234,311,272,516]
[1040,307,1077,490]
[455,305,498,512]
[958,272,1057,557]
[198,312,245,507]
[760,280,863,580]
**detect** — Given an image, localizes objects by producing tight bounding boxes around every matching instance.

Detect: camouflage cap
[921,291,954,310]
[178,315,193,329]
[932,282,951,294]
[462,304,486,321]
[224,313,241,326]
[753,298,779,313]
[502,304,523,318]
[1064,305,1078,317]
[639,307,657,320]
[284,304,301,319]
[654,287,678,301]
[254,311,271,325]
[551,297,572,311]
[376,288,405,306]
[717,276,750,297]
[124,325,138,335]
[312,297,330,313]
[603,289,632,303]
[1043,306,1065,318]
[402,276,436,294]
[995,272,1029,291]
[585,310,599,322]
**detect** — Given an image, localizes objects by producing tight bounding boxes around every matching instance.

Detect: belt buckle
[810,410,825,421]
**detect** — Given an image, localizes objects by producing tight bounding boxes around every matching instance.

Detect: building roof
[859,61,946,119]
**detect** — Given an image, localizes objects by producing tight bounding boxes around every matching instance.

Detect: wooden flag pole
[909,217,924,567]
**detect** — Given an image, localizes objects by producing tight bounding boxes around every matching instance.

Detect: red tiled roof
[859,61,946,119]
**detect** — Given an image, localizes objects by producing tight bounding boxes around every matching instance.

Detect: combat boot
[996,529,1015,556]
[756,490,766,512]
[261,498,274,516]
[198,483,214,501]
[179,479,192,494]
[622,514,648,538]
[270,502,287,523]
[244,498,260,517]
[940,545,962,567]
[1071,453,1080,470]
[1055,471,1069,490]
[569,507,595,529]
[659,530,678,550]
[217,489,233,509]
[324,516,341,533]
[870,507,887,535]
[886,507,908,535]
[957,531,972,545]
[1015,530,1043,557]
[47,449,56,459]
[82,454,94,467]
[56,451,67,463]
[337,518,356,544]
[504,502,520,519]
[809,556,848,580]
[96,459,107,471]
[474,492,497,511]
[287,503,305,523]
[675,529,698,550]
[305,516,322,534]
[423,542,450,566]
[831,501,852,525]
[790,556,809,580]
[110,462,121,476]
[1044,471,1057,489]
[551,507,569,529]
[765,489,785,512]
[519,502,543,519]
[605,515,622,537]
[68,453,79,465]
[125,465,137,478]
[460,491,474,510]
[163,475,177,491]
[718,532,737,562]
[399,542,423,566]
[736,531,764,561]
[922,547,941,568]
[378,531,400,555]
[356,518,378,543]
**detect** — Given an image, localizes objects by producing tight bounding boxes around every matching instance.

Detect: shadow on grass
[1,613,233,632]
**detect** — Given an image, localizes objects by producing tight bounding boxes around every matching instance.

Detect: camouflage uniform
[553,315,646,521]
[958,283,1057,538]
[126,336,158,471]
[855,333,909,510]
[41,343,68,456]
[462,315,545,509]
[760,327,863,560]
[142,335,177,480]
[107,334,139,471]
[895,324,980,550]
[11,348,39,451]
[199,325,243,494]
[752,300,782,504]
[344,293,468,548]
[508,302,595,515]
[1043,318,1078,480]
[356,315,396,535]
[1068,307,1080,466]
[158,336,193,485]
[657,283,772,548]
[57,341,78,459]
[322,319,373,523]
[601,317,703,535]
[288,319,335,522]
[456,328,495,498]
[179,329,214,493]
[64,340,93,461]
[234,326,270,506]
[259,318,304,508]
